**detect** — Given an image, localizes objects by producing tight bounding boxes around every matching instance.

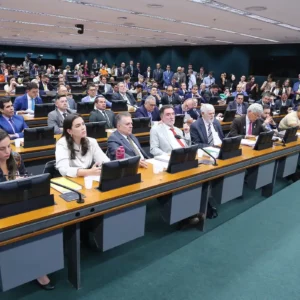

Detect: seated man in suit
[228,103,268,138]
[278,105,300,130]
[184,84,205,103]
[0,97,28,139]
[199,83,211,102]
[190,104,224,148]
[13,82,43,115]
[274,92,293,111]
[177,82,189,99]
[231,84,248,97]
[161,86,181,105]
[261,105,277,131]
[56,84,76,111]
[207,84,221,101]
[98,75,113,95]
[48,94,73,134]
[174,98,199,122]
[135,96,160,121]
[89,95,115,129]
[107,112,148,168]
[150,105,191,156]
[112,82,137,109]
[256,92,274,111]
[226,93,248,116]
[39,74,54,92]
[81,84,98,103]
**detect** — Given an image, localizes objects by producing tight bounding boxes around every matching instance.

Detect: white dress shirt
[163,123,187,149]
[55,136,110,177]
[203,119,222,145]
[26,94,34,114]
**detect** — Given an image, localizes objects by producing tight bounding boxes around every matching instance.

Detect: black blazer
[274,99,293,110]
[227,101,248,115]
[161,93,182,105]
[228,115,267,138]
[89,109,115,129]
[39,81,54,91]
[111,92,136,107]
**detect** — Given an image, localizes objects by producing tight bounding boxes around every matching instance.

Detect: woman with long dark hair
[0,129,54,290]
[55,114,109,177]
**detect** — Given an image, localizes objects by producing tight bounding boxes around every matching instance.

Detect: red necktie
[248,122,253,135]
[169,128,185,148]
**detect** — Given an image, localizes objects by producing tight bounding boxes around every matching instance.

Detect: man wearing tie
[89,95,115,129]
[107,112,149,168]
[228,103,268,138]
[226,93,248,116]
[163,65,174,88]
[0,97,28,139]
[135,96,160,121]
[13,82,43,115]
[126,60,134,77]
[153,63,164,87]
[48,94,73,134]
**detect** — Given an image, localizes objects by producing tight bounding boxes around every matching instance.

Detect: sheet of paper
[147,159,169,169]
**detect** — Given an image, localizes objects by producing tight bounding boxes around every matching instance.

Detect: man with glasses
[228,103,268,137]
[161,86,181,105]
[81,84,98,103]
[226,93,248,116]
[135,96,160,121]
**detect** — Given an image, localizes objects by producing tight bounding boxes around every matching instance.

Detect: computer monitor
[67,76,78,83]
[132,117,151,134]
[279,106,289,115]
[244,96,249,102]
[222,110,236,122]
[254,131,274,150]
[86,121,107,139]
[98,156,141,192]
[24,126,55,148]
[71,85,86,93]
[0,173,54,219]
[226,96,235,104]
[41,95,55,104]
[167,145,198,174]
[209,96,220,105]
[111,100,127,112]
[34,103,55,117]
[174,114,185,128]
[77,102,94,114]
[282,126,298,144]
[218,136,242,159]
[16,86,26,94]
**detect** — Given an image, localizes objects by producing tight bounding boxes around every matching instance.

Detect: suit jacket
[39,81,54,91]
[227,101,248,114]
[99,83,113,95]
[133,68,141,77]
[190,118,224,148]
[47,109,72,134]
[0,115,28,139]
[68,97,77,110]
[150,123,190,156]
[153,69,163,84]
[125,65,134,76]
[107,130,149,160]
[112,92,136,106]
[134,105,160,121]
[274,99,293,110]
[177,89,188,97]
[228,115,267,138]
[89,109,115,129]
[174,105,199,120]
[117,67,126,77]
[161,93,181,105]
[163,71,174,86]
[184,92,206,103]
[256,100,275,111]
[143,71,151,79]
[13,94,43,112]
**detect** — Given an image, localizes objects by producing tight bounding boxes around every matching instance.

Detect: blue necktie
[32,98,35,111]
[8,118,16,133]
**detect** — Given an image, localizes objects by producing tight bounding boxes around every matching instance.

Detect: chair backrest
[43,160,61,178]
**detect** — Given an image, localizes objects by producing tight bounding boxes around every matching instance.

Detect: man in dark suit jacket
[112,82,136,107]
[177,83,189,98]
[227,93,249,115]
[256,92,275,111]
[174,99,199,121]
[89,95,115,129]
[133,62,142,77]
[274,93,293,111]
[13,82,43,114]
[153,63,164,86]
[163,65,174,88]
[125,60,134,77]
[228,103,268,138]
[107,112,149,167]
[161,86,182,105]
[0,97,28,139]
[117,62,126,77]
[39,74,54,91]
[135,96,160,121]
[190,104,224,148]
[184,85,205,103]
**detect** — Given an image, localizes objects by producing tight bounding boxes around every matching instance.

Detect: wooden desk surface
[1,140,300,243]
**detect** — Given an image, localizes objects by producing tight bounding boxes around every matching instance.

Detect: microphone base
[198,159,217,166]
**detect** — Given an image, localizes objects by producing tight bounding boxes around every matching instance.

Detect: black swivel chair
[43,160,61,178]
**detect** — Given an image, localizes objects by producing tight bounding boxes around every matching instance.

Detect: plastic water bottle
[116,146,125,159]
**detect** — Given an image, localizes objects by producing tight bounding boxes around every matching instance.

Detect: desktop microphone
[174,134,218,166]
[50,180,85,204]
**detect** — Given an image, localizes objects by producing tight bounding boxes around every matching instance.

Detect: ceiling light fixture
[147,4,164,8]
[245,6,267,12]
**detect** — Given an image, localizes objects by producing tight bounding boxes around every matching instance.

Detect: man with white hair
[174,98,199,121]
[190,104,224,147]
[228,103,268,137]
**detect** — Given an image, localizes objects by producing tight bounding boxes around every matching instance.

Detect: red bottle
[116,146,125,159]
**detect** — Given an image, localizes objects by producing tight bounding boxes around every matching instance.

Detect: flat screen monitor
[111,100,127,112]
[209,96,220,105]
[77,102,94,114]
[41,95,55,104]
[0,173,54,219]
[24,126,55,148]
[279,106,289,115]
[283,126,298,144]
[167,145,198,173]
[34,103,55,117]
[174,114,185,128]
[16,86,26,94]
[244,96,249,102]
[71,85,86,93]
[226,96,235,104]
[218,136,242,160]
[86,121,107,138]
[254,131,274,150]
[222,110,236,122]
[99,156,141,192]
[132,117,151,134]
[67,76,78,83]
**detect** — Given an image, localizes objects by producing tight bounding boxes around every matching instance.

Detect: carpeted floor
[3,178,299,300]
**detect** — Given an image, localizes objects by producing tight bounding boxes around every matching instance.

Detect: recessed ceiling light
[249,28,262,31]
[245,6,267,12]
[204,36,216,39]
[123,22,135,26]
[147,4,164,8]
[118,17,127,20]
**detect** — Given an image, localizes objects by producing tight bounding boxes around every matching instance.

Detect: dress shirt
[203,119,222,146]
[163,123,187,149]
[26,94,34,114]
[203,76,215,89]
[121,134,144,159]
[43,83,49,91]
[120,93,131,106]
[58,109,68,119]
[55,136,109,177]
[232,91,248,97]
[236,103,243,115]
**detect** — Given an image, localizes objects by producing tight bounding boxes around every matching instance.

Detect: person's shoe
[36,280,55,291]
[188,216,200,225]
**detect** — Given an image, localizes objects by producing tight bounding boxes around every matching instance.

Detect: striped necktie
[207,123,213,146]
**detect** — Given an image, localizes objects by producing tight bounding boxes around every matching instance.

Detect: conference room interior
[1,0,300,299]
